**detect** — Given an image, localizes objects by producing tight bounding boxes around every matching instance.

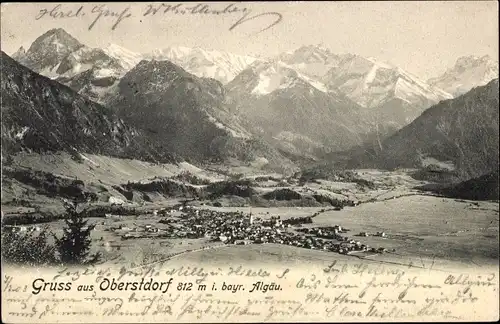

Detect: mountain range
[428,55,498,96]
[1,51,139,160]
[5,28,499,179]
[348,78,499,181]
[277,46,458,128]
[107,58,291,168]
[225,59,369,156]
[4,50,295,174]
[322,55,454,126]
[145,46,258,84]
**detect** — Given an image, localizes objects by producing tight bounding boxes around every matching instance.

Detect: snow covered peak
[249,61,300,95]
[428,55,499,96]
[365,56,396,70]
[323,55,452,109]
[455,55,486,68]
[229,60,328,96]
[145,46,257,84]
[277,47,449,109]
[280,44,335,63]
[149,46,192,59]
[277,44,343,78]
[102,43,143,70]
[55,45,124,78]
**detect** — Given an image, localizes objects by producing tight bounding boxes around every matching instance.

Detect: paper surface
[1,2,499,323]
[2,261,499,322]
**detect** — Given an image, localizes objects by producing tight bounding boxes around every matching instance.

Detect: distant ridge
[348,79,499,181]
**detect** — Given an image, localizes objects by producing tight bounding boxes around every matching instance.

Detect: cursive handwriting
[3,262,498,321]
[35,4,132,31]
[33,3,283,33]
[143,3,282,34]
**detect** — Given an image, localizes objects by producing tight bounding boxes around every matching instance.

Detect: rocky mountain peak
[29,28,82,54]
[11,46,26,60]
[18,28,83,75]
[455,55,490,68]
[428,55,498,96]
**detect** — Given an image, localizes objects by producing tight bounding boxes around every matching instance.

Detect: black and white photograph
[1,1,498,322]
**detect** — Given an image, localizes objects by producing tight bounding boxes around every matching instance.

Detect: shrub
[172,171,211,185]
[207,180,256,199]
[2,200,102,266]
[229,173,244,181]
[1,228,57,266]
[3,154,14,166]
[123,179,200,198]
[262,188,302,201]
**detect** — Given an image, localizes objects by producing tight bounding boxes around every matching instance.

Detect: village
[100,205,392,256]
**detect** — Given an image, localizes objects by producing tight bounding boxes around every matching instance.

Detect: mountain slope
[12,29,259,104]
[428,55,499,97]
[277,44,343,78]
[322,55,453,127]
[1,51,138,159]
[11,46,26,60]
[51,44,143,105]
[437,169,499,201]
[11,31,136,105]
[225,60,369,156]
[107,59,294,170]
[274,45,454,138]
[145,46,257,84]
[102,43,143,71]
[348,79,499,181]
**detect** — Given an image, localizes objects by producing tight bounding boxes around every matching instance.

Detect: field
[1,154,499,270]
[27,193,499,271]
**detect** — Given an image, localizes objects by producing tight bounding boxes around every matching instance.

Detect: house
[105,214,122,219]
[275,216,283,227]
[109,196,125,205]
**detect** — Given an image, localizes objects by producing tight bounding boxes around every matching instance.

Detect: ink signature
[143,3,283,34]
[34,3,283,33]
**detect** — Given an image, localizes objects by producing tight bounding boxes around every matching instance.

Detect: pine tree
[54,200,100,264]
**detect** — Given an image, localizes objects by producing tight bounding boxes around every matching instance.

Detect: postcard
[1,1,499,322]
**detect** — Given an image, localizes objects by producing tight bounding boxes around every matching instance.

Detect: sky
[1,1,498,79]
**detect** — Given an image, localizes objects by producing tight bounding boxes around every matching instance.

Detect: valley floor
[1,153,499,270]
[43,196,499,270]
